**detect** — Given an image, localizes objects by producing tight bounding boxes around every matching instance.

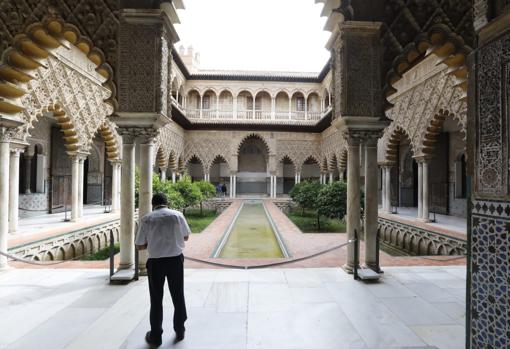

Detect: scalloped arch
[384,126,415,164]
[236,133,272,156]
[385,24,471,110]
[0,16,116,115]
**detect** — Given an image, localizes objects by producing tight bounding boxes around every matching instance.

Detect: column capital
[109,159,123,166]
[413,155,432,164]
[68,152,89,161]
[0,127,18,143]
[117,127,159,144]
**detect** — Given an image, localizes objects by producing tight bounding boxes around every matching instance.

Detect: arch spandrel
[380,67,467,161]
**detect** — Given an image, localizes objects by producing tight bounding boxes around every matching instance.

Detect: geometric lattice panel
[470,199,510,349]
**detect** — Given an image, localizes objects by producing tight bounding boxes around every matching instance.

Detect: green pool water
[219,203,284,258]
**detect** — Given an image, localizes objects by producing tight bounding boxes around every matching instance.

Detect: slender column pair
[269,175,277,198]
[0,133,10,269]
[229,174,237,198]
[0,124,22,269]
[71,154,86,222]
[415,158,430,222]
[8,148,22,233]
[380,165,392,213]
[364,137,380,272]
[111,161,122,213]
[160,167,167,182]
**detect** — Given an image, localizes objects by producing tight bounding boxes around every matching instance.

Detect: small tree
[290,181,321,216]
[194,181,216,215]
[173,176,202,214]
[152,173,185,210]
[317,181,347,221]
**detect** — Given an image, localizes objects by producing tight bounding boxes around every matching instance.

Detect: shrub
[194,181,216,214]
[317,181,347,221]
[290,181,322,215]
[173,176,203,214]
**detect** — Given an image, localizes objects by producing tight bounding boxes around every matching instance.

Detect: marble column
[383,166,392,213]
[329,172,334,183]
[172,171,176,183]
[119,139,135,270]
[78,157,85,218]
[381,167,386,211]
[344,137,361,273]
[364,137,380,272]
[71,156,80,222]
[297,173,301,183]
[24,155,32,194]
[111,161,121,213]
[417,161,423,220]
[160,168,167,181]
[8,149,21,233]
[421,161,430,222]
[138,140,154,275]
[0,134,10,269]
[233,175,237,198]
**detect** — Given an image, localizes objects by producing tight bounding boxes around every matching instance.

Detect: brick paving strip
[11,199,465,269]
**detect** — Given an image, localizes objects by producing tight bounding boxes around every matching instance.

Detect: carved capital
[118,127,160,144]
[0,127,18,143]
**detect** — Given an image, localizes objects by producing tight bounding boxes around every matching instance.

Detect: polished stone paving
[0,266,466,349]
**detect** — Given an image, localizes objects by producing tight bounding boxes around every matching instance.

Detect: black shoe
[174,330,185,343]
[145,331,162,347]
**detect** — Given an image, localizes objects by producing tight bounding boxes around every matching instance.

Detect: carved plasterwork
[13,52,113,153]
[0,0,120,70]
[320,126,347,171]
[474,30,510,197]
[378,65,467,162]
[155,122,185,169]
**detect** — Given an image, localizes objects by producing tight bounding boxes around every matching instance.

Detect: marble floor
[379,206,466,235]
[0,266,466,349]
[17,205,114,234]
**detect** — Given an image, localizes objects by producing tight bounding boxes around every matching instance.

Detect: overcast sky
[175,0,330,73]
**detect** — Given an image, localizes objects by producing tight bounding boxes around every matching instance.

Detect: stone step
[357,267,381,281]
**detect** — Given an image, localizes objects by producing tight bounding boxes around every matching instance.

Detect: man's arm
[135,217,148,250]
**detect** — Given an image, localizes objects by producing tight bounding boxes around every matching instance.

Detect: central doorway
[237,135,269,195]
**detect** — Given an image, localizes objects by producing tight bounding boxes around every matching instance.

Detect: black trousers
[146,255,187,336]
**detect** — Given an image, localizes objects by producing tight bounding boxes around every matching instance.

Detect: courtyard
[0,267,465,349]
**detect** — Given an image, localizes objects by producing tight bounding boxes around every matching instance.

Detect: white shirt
[135,207,191,258]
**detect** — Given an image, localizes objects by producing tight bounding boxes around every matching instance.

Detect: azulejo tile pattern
[470,199,510,349]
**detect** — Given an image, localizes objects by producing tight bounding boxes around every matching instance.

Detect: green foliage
[184,209,218,233]
[173,176,203,214]
[289,181,322,214]
[287,209,346,233]
[135,169,140,208]
[80,244,120,260]
[153,174,185,210]
[194,181,216,200]
[317,181,347,220]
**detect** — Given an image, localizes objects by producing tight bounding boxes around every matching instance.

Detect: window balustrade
[184,101,330,122]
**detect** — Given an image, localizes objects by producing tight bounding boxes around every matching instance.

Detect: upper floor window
[202,96,210,110]
[296,97,305,111]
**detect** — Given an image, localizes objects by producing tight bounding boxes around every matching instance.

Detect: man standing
[135,193,191,346]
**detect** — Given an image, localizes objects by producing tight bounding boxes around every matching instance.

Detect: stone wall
[8,219,121,261]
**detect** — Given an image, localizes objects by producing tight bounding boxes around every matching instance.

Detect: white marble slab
[0,267,466,349]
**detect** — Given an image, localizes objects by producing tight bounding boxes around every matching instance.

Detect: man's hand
[136,244,147,251]
[184,236,189,242]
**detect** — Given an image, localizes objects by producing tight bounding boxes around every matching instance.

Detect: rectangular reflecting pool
[217,202,286,258]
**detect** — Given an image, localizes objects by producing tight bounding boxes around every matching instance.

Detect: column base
[364,263,383,274]
[118,262,134,270]
[416,218,431,223]
[342,263,356,274]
